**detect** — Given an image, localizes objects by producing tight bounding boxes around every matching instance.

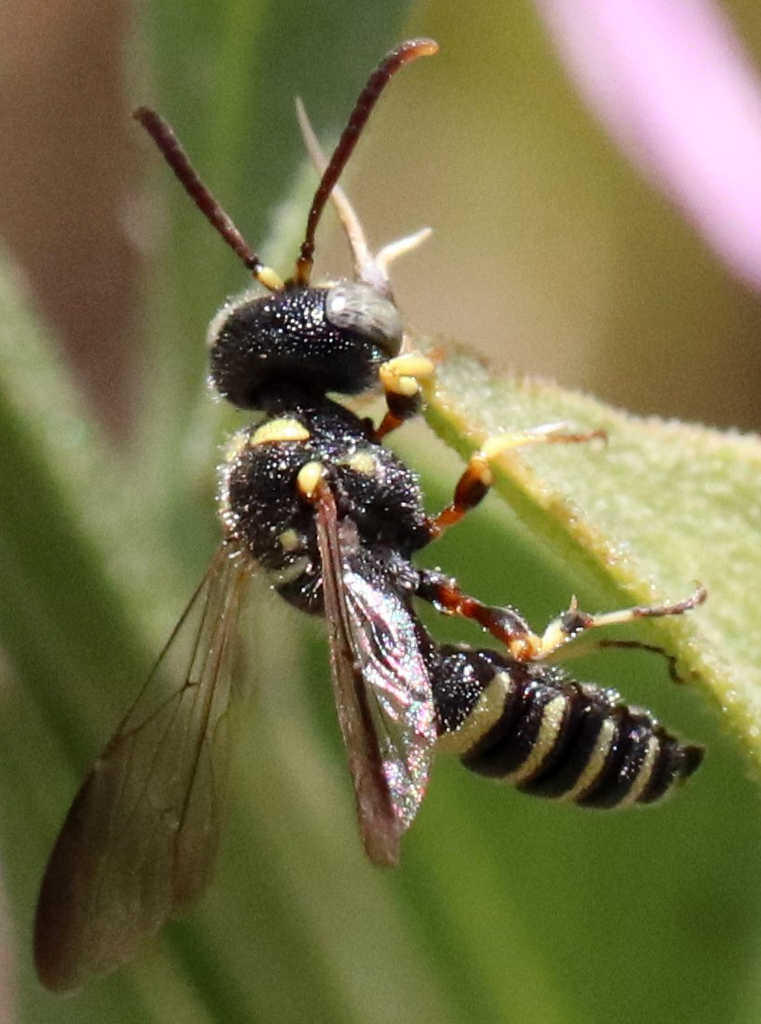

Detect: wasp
[34,39,705,992]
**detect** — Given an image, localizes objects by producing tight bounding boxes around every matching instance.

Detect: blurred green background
[1,0,760,1021]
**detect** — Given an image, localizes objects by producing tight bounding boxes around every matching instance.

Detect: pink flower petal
[535,0,761,290]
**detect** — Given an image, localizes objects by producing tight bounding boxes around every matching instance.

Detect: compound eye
[325,283,403,356]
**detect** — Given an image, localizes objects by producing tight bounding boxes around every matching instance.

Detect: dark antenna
[294,37,439,287]
[134,107,283,292]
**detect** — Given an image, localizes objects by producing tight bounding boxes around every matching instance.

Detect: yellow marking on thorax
[296,460,325,499]
[436,673,512,755]
[506,695,567,785]
[616,735,661,807]
[278,529,300,553]
[561,717,617,802]
[342,451,378,477]
[251,418,310,446]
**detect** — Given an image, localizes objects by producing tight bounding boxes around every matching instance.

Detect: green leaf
[422,341,761,768]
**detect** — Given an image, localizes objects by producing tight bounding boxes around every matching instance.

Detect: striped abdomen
[433,645,703,808]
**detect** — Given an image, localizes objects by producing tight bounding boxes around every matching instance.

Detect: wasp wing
[314,482,436,866]
[34,547,248,992]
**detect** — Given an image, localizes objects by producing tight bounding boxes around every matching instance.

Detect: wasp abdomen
[433,646,703,809]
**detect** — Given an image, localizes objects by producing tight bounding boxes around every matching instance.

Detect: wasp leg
[595,639,686,684]
[430,424,606,536]
[416,570,544,660]
[375,354,436,440]
[528,629,690,683]
[418,570,707,669]
[532,587,708,662]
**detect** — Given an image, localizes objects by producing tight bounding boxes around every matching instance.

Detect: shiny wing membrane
[314,482,435,866]
[34,547,248,992]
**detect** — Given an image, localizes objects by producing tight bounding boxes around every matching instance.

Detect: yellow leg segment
[433,423,606,535]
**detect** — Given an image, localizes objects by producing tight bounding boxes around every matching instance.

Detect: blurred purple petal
[535,0,761,290]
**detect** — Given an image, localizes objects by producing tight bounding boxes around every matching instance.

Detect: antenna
[134,107,284,292]
[294,38,439,286]
[135,37,439,294]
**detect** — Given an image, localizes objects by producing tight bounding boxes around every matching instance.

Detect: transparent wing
[341,560,436,832]
[34,547,248,992]
[314,483,435,866]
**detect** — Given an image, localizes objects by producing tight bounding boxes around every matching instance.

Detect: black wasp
[35,39,705,992]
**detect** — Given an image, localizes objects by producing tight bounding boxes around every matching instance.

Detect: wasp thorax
[209,283,401,410]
